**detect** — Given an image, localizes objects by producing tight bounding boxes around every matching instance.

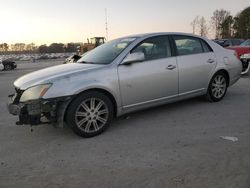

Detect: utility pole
[105,8,108,41]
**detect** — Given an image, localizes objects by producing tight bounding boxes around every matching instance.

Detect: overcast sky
[0,0,249,44]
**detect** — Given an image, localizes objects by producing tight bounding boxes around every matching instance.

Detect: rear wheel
[66,91,114,138]
[206,72,228,102]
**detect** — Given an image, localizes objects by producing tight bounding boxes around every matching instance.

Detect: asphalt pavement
[0,60,250,188]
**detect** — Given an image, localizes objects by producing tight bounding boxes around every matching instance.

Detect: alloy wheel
[211,75,227,99]
[74,97,109,133]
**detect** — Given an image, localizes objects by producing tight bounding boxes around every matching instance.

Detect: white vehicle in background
[0,61,4,71]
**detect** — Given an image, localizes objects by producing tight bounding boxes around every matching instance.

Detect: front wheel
[66,91,114,138]
[206,72,228,102]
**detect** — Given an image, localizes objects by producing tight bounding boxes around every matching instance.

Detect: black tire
[206,72,228,102]
[4,64,12,70]
[66,91,114,138]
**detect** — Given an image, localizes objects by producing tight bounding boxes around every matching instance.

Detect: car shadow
[21,96,206,140]
[110,96,206,131]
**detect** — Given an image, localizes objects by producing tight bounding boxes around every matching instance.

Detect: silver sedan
[8,33,242,137]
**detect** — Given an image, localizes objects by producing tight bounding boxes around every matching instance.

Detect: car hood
[14,63,104,90]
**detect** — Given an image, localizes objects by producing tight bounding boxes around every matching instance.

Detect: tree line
[0,42,82,54]
[1,6,249,54]
[191,6,250,39]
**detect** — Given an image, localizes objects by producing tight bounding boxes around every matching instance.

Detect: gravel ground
[0,61,250,188]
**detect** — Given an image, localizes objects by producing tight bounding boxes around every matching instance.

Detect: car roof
[121,32,207,40]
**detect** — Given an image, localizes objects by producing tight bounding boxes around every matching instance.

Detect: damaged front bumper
[7,92,72,127]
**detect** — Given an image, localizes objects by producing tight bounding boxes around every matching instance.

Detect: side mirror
[122,52,145,65]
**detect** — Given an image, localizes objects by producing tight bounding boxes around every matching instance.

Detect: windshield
[77,37,137,64]
[240,40,250,47]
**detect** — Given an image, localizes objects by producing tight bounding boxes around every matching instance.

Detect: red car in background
[227,39,250,75]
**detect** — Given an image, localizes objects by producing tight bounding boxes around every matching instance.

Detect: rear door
[172,35,216,94]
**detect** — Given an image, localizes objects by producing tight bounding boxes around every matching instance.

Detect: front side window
[131,36,172,61]
[173,36,203,56]
[77,37,137,64]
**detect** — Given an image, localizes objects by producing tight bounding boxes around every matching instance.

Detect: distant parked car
[214,39,245,48]
[63,54,82,64]
[240,39,250,47]
[1,60,17,70]
[8,32,242,138]
[227,39,250,74]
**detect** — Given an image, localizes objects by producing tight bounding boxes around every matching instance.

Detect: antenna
[105,8,108,41]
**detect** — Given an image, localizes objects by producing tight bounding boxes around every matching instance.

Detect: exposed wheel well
[64,88,118,121]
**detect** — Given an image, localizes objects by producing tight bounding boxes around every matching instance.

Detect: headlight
[20,84,52,102]
[240,53,250,59]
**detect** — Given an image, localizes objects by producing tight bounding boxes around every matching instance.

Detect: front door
[118,36,178,107]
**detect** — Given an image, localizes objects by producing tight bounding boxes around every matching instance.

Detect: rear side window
[201,40,213,53]
[131,36,172,61]
[173,36,203,56]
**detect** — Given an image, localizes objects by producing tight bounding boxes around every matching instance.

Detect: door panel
[173,35,216,94]
[118,57,178,106]
[177,52,216,94]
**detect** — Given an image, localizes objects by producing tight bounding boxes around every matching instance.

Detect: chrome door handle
[166,65,176,70]
[207,59,215,63]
